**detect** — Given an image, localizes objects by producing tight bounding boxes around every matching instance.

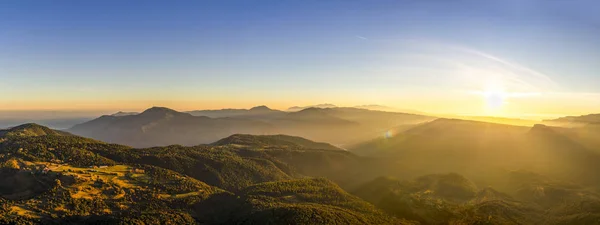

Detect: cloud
[451,46,561,92]
[390,40,562,94]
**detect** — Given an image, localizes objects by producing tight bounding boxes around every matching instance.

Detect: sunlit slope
[454,115,541,126]
[275,107,434,146]
[532,123,600,155]
[350,118,600,186]
[0,126,226,224]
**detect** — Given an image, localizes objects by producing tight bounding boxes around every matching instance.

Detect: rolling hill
[0,124,399,224]
[3,122,600,224]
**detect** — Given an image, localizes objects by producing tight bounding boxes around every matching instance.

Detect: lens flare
[384,130,393,139]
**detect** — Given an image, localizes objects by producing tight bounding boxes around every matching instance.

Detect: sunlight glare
[484,89,506,110]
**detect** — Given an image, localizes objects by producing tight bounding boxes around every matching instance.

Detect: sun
[483,88,506,111]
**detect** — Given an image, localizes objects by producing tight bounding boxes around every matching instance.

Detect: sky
[1,0,599,119]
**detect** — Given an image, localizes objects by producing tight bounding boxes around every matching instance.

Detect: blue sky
[1,0,599,117]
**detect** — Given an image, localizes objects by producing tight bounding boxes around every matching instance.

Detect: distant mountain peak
[287,104,337,112]
[111,111,138,117]
[250,105,271,111]
[141,106,180,115]
[299,107,324,112]
[353,104,395,111]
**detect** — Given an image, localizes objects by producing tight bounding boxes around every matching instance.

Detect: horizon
[2,1,600,119]
[0,102,591,121]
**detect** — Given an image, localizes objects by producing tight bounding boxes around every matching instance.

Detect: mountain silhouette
[69,106,433,147]
[110,111,138,117]
[287,104,338,112]
[68,107,275,147]
[186,105,286,119]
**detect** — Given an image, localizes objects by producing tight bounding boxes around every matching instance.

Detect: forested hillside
[2,122,600,224]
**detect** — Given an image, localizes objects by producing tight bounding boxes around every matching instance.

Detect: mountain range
[68,106,433,148]
[286,104,338,112]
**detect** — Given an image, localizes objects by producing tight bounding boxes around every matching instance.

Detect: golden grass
[33,162,198,201]
[10,205,39,218]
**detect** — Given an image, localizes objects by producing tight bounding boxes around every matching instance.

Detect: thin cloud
[453,46,561,91]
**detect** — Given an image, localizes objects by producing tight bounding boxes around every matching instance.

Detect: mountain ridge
[69,106,434,148]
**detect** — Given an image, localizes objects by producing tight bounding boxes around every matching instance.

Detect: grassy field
[9,205,39,218]
[43,163,146,199]
[1,162,209,220]
[44,163,204,199]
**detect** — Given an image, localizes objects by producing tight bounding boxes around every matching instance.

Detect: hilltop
[0,123,71,137]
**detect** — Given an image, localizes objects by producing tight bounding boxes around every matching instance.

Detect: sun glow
[484,89,506,110]
[479,80,509,115]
